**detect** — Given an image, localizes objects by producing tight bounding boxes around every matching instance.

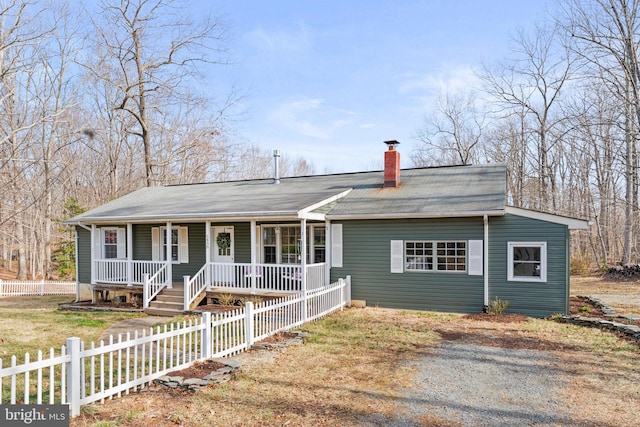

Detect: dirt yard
[69,275,640,427]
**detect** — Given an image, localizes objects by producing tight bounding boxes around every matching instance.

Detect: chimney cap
[384,140,400,147]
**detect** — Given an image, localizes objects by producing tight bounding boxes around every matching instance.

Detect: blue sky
[211,0,553,174]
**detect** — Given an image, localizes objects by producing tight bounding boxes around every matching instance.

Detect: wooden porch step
[144,283,185,317]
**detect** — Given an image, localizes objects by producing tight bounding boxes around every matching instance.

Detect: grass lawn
[0,296,145,360]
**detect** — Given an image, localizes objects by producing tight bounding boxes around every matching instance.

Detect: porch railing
[183,263,209,310]
[94,260,165,285]
[142,264,169,308]
[208,262,327,292]
[94,260,328,309]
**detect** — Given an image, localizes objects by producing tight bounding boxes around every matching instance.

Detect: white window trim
[507,242,547,282]
[261,224,329,265]
[152,226,189,264]
[101,227,126,259]
[404,240,467,273]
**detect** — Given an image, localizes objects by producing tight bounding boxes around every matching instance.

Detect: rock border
[153,331,308,392]
[557,296,640,343]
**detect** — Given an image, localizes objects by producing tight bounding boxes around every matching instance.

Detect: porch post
[205,221,211,285]
[250,220,257,294]
[301,219,307,323]
[127,223,133,286]
[90,224,96,285]
[483,215,489,311]
[166,222,173,289]
[325,220,331,285]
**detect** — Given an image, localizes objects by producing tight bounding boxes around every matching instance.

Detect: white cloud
[246,22,312,53]
[398,65,480,96]
[268,97,356,139]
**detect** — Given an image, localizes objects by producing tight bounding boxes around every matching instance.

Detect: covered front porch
[93,259,326,306]
[87,217,338,313]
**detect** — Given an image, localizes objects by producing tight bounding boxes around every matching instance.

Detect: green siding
[488,214,569,317]
[76,227,91,283]
[331,218,485,313]
[80,223,251,283]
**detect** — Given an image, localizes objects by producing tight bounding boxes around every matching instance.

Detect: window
[405,241,466,272]
[152,226,189,263]
[309,226,326,263]
[508,242,546,282]
[162,228,179,262]
[103,229,119,259]
[100,227,125,259]
[281,226,301,264]
[263,227,277,264]
[436,241,466,271]
[262,224,326,264]
[405,241,433,271]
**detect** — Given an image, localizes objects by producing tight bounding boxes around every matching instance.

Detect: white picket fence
[0,280,76,297]
[0,276,351,417]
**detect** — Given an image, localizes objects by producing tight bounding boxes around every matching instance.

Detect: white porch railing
[0,277,351,417]
[142,264,169,309]
[96,260,327,310]
[183,263,209,310]
[94,260,165,285]
[207,262,326,292]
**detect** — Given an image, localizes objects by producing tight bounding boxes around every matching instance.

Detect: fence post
[40,279,45,296]
[0,279,3,297]
[183,276,190,311]
[339,278,344,310]
[201,312,212,359]
[66,337,81,417]
[345,275,352,307]
[143,274,150,308]
[302,290,308,323]
[245,301,254,348]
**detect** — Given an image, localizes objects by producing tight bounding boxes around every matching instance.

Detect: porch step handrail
[184,262,210,310]
[143,264,169,308]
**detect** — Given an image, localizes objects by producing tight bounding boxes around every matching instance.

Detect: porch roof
[65,164,508,224]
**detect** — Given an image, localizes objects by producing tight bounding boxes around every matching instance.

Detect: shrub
[488,296,509,315]
[216,293,236,306]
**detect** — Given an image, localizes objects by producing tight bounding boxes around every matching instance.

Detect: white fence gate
[0,276,351,417]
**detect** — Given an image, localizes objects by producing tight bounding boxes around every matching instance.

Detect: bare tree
[412,91,486,166]
[482,23,575,211]
[86,0,228,186]
[561,0,640,263]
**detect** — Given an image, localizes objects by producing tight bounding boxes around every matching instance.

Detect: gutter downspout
[483,214,489,311]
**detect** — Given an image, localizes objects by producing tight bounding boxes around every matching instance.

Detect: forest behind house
[1,0,639,280]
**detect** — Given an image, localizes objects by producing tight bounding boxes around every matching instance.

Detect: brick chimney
[383,140,400,188]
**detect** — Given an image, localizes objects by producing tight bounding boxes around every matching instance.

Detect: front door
[212,226,234,263]
[212,226,235,284]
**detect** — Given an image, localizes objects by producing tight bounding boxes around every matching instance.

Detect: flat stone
[203,372,224,381]
[184,378,209,386]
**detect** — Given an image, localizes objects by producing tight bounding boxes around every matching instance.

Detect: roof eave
[505,206,591,230]
[325,210,506,220]
[65,210,304,225]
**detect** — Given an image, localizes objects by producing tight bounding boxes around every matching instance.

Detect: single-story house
[65,142,588,317]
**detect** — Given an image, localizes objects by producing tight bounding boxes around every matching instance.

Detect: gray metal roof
[66,163,507,224]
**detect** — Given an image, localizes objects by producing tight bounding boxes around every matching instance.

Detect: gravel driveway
[382,342,570,426]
